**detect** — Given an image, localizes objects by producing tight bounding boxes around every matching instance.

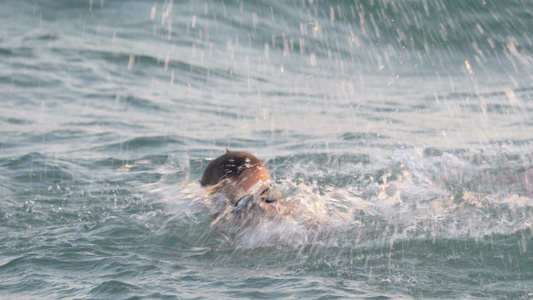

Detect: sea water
[1,0,532,298]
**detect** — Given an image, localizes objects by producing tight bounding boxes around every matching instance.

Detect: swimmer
[201,150,277,211]
[201,151,334,227]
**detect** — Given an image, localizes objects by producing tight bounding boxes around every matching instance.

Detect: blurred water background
[1,0,533,298]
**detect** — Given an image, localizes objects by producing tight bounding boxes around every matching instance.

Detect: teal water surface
[1,0,533,299]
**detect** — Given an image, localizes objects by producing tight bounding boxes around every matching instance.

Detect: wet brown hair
[201,150,271,200]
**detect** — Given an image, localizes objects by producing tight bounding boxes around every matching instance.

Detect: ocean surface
[1,0,533,298]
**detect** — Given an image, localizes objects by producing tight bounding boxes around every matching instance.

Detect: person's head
[201,150,272,203]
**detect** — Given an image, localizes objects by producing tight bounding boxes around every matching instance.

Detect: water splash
[144,145,533,252]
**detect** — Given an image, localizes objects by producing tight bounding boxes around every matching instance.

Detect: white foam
[144,147,533,248]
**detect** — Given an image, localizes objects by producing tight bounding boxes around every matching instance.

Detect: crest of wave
[348,148,533,246]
